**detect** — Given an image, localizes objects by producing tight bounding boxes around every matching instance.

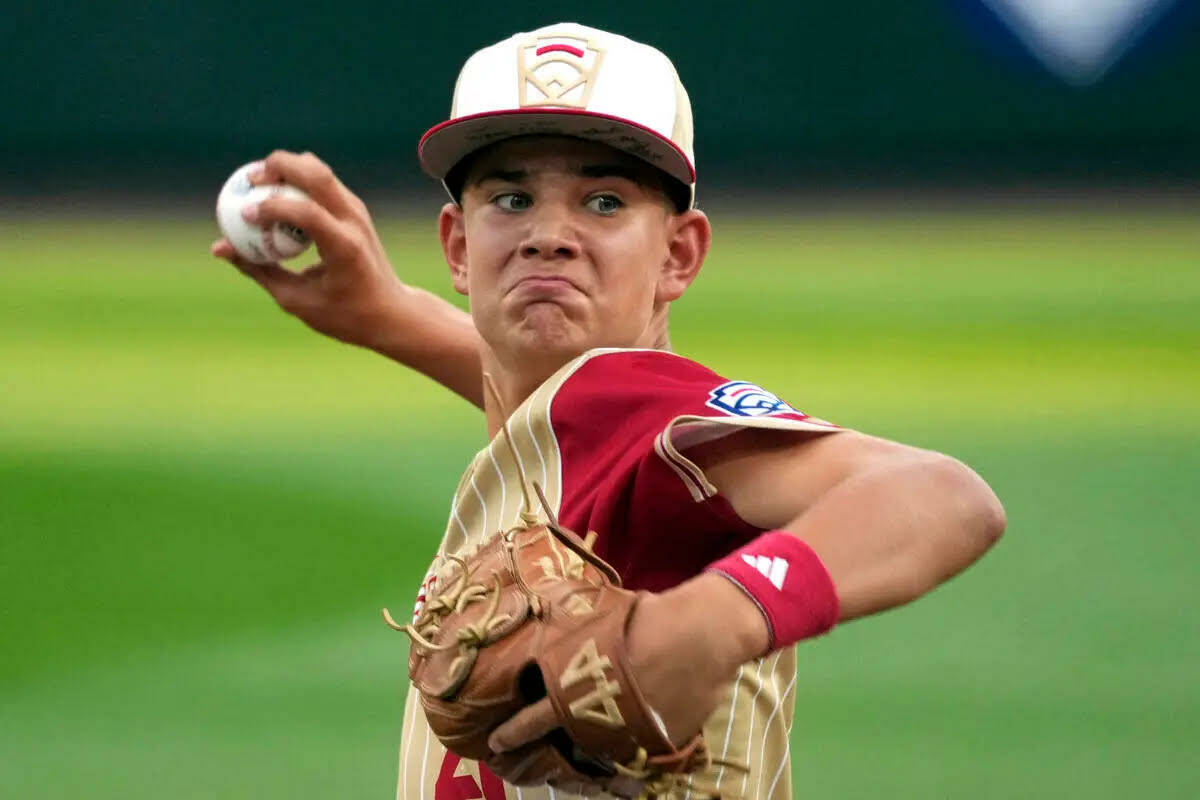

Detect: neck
[481,348,553,438]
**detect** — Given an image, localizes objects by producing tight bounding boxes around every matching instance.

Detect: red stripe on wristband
[706,531,840,652]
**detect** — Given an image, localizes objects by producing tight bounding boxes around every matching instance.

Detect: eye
[493,192,532,212]
[585,194,623,216]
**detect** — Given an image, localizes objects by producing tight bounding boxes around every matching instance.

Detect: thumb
[488,697,558,754]
[212,238,301,296]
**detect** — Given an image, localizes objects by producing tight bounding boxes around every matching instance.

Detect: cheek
[462,224,510,295]
[602,227,664,302]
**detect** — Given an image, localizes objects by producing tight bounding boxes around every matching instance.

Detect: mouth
[508,274,584,296]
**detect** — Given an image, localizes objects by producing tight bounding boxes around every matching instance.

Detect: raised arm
[487,428,1005,754]
[211,150,484,408]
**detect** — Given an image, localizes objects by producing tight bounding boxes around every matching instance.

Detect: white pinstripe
[734,655,773,796]
[487,445,509,526]
[763,665,799,799]
[525,400,548,488]
[397,690,418,800]
[419,712,432,800]
[449,495,470,542]
[745,652,787,797]
[469,464,489,537]
[441,484,475,562]
[709,662,748,794]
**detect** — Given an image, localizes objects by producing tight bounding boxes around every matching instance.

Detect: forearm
[213,150,487,410]
[354,283,485,409]
[786,453,1005,621]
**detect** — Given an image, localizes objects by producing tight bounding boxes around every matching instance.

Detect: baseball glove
[384,492,711,798]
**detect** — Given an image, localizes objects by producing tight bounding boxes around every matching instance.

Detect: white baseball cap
[418,22,696,209]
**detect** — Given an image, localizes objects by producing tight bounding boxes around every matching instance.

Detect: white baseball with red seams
[215,161,312,264]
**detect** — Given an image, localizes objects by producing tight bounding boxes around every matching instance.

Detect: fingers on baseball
[210,238,235,259]
[488,697,558,754]
[258,150,368,224]
[253,194,358,263]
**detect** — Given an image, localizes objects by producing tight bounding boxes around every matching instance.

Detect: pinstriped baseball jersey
[395,348,840,800]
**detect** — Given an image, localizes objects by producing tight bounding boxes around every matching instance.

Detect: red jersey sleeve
[549,349,840,592]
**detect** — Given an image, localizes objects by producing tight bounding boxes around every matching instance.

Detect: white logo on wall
[981,0,1177,84]
[706,381,804,418]
[742,554,789,590]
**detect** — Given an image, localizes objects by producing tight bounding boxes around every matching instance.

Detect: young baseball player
[213,23,1005,799]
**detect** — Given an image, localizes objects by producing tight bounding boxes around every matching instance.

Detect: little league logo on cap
[517,33,605,108]
[418,22,696,207]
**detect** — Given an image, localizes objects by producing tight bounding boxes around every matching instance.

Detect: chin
[490,305,641,370]
[496,308,590,367]
[514,305,579,343]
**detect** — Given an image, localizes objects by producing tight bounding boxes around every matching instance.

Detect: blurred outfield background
[2,3,1198,799]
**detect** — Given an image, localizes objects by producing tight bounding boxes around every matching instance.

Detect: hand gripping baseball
[210,150,410,350]
[211,150,484,406]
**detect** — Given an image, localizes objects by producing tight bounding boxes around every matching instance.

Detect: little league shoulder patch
[705,381,814,420]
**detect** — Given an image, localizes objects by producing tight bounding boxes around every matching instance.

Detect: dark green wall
[4,1,1198,195]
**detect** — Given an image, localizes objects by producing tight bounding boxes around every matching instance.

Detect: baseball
[215,162,313,264]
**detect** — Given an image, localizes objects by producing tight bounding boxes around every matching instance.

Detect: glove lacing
[611,744,748,799]
[383,552,516,692]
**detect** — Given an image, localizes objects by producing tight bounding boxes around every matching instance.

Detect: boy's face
[439,136,704,373]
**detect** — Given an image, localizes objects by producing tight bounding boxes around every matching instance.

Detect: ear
[438,202,470,295]
[656,209,712,303]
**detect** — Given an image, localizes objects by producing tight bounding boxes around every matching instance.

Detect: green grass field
[1,206,1197,798]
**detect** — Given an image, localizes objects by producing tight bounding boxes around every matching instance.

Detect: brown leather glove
[391,517,709,798]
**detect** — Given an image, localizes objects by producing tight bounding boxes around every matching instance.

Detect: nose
[518,205,580,260]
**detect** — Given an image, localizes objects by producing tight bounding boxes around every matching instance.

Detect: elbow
[887,454,1006,606]
[934,453,1006,556]
[979,482,1007,549]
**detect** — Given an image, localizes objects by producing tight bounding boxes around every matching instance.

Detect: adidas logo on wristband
[741,554,789,590]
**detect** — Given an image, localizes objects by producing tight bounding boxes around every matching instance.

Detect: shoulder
[549,347,820,426]
[547,348,724,429]
[544,347,836,476]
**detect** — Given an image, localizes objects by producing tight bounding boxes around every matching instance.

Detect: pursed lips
[508,274,584,295]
